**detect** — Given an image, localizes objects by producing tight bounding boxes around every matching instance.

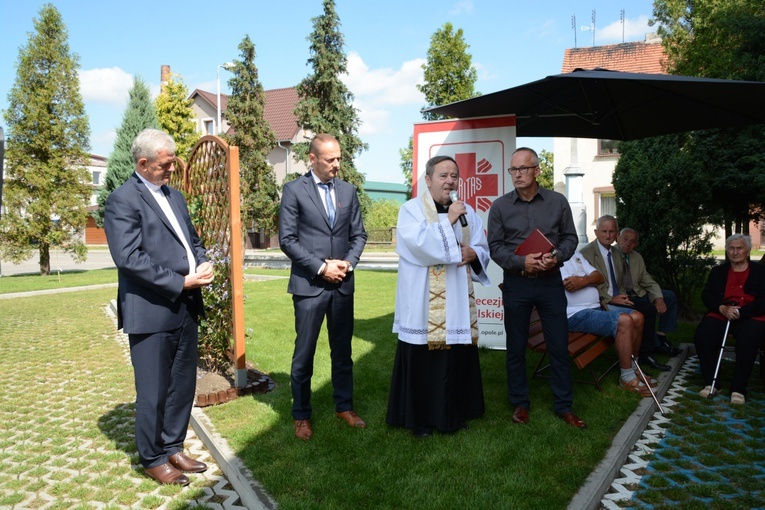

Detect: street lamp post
[0,127,5,276]
[216,62,234,135]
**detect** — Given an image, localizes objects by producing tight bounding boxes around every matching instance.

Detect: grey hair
[512,147,539,165]
[619,227,638,238]
[726,233,751,251]
[132,129,176,164]
[425,155,459,177]
[596,215,618,230]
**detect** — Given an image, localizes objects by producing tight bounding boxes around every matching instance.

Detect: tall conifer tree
[293,0,368,210]
[155,73,199,161]
[1,4,91,275]
[95,76,158,226]
[225,35,280,233]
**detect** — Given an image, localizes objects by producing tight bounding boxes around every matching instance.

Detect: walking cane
[709,319,732,398]
[632,354,666,415]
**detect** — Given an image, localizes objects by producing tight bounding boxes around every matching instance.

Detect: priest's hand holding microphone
[449,190,468,227]
[449,191,476,267]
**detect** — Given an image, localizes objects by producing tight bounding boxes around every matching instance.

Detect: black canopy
[425,69,765,140]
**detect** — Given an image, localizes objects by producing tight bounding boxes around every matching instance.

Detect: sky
[0,0,657,183]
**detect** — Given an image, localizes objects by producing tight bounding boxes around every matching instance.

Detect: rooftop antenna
[572,14,577,48]
[621,9,625,43]
[581,10,596,47]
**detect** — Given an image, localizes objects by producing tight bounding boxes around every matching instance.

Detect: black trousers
[626,296,658,357]
[129,312,198,469]
[291,289,355,420]
[502,272,573,414]
[694,315,765,395]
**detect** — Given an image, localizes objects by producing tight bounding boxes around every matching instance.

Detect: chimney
[160,65,171,92]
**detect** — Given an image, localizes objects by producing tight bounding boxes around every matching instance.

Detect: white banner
[413,115,516,349]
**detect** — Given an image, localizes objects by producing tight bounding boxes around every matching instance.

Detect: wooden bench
[526,308,619,391]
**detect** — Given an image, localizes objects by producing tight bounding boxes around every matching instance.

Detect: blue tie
[319,181,335,228]
[607,250,619,296]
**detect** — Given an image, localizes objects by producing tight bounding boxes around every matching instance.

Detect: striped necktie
[622,255,635,293]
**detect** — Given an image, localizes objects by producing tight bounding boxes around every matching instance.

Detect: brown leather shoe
[144,462,190,485]
[558,412,587,429]
[511,407,529,424]
[295,419,313,440]
[169,452,207,473]
[336,410,367,428]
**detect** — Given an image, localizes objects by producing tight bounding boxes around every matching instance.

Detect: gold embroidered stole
[421,191,479,349]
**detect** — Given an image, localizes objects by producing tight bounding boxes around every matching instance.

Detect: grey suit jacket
[579,240,624,303]
[104,173,207,334]
[278,172,367,297]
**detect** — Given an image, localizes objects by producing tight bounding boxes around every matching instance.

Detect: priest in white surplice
[386,155,491,437]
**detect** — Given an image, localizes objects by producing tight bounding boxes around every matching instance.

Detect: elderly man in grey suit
[104,129,213,485]
[580,215,670,371]
[279,133,368,440]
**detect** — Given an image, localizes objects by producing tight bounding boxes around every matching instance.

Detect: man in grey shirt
[488,147,584,429]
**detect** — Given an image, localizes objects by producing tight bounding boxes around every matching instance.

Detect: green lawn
[204,269,649,510]
[0,268,117,294]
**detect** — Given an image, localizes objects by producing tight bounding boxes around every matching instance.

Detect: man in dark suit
[279,133,367,440]
[104,129,213,485]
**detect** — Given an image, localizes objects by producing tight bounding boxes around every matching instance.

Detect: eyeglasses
[507,165,538,175]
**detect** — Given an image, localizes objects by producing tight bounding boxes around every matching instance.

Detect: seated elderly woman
[695,234,765,404]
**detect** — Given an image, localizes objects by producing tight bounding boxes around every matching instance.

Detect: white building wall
[554,137,620,242]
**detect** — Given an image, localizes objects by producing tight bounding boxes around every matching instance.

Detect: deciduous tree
[399,22,479,194]
[0,4,91,275]
[95,76,158,226]
[614,134,716,317]
[224,35,280,233]
[537,149,554,190]
[652,0,765,237]
[155,73,199,161]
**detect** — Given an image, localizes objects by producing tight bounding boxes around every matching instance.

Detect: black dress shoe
[655,344,674,356]
[639,355,671,371]
[657,339,682,357]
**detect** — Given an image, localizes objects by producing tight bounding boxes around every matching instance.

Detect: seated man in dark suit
[617,228,682,357]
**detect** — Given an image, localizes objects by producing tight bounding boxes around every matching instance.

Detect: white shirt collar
[597,241,613,259]
[135,172,163,193]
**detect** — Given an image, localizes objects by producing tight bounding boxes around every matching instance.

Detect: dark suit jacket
[278,172,367,297]
[701,261,765,319]
[579,240,624,303]
[104,173,207,334]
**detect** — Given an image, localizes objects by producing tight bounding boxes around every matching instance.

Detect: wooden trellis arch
[171,135,247,387]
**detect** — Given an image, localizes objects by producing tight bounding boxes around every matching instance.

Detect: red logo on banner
[454,153,498,213]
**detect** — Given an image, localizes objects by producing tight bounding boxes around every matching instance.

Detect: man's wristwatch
[550,248,558,258]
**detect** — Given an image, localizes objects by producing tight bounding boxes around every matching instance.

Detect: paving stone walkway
[602,355,765,510]
[0,289,247,509]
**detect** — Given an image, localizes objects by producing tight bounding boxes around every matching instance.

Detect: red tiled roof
[189,87,300,141]
[561,41,667,74]
[263,87,300,142]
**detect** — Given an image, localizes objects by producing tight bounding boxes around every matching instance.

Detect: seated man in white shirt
[562,252,654,396]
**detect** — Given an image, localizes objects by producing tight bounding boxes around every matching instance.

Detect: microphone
[449,190,468,227]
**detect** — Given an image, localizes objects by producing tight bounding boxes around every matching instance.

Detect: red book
[515,229,554,258]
